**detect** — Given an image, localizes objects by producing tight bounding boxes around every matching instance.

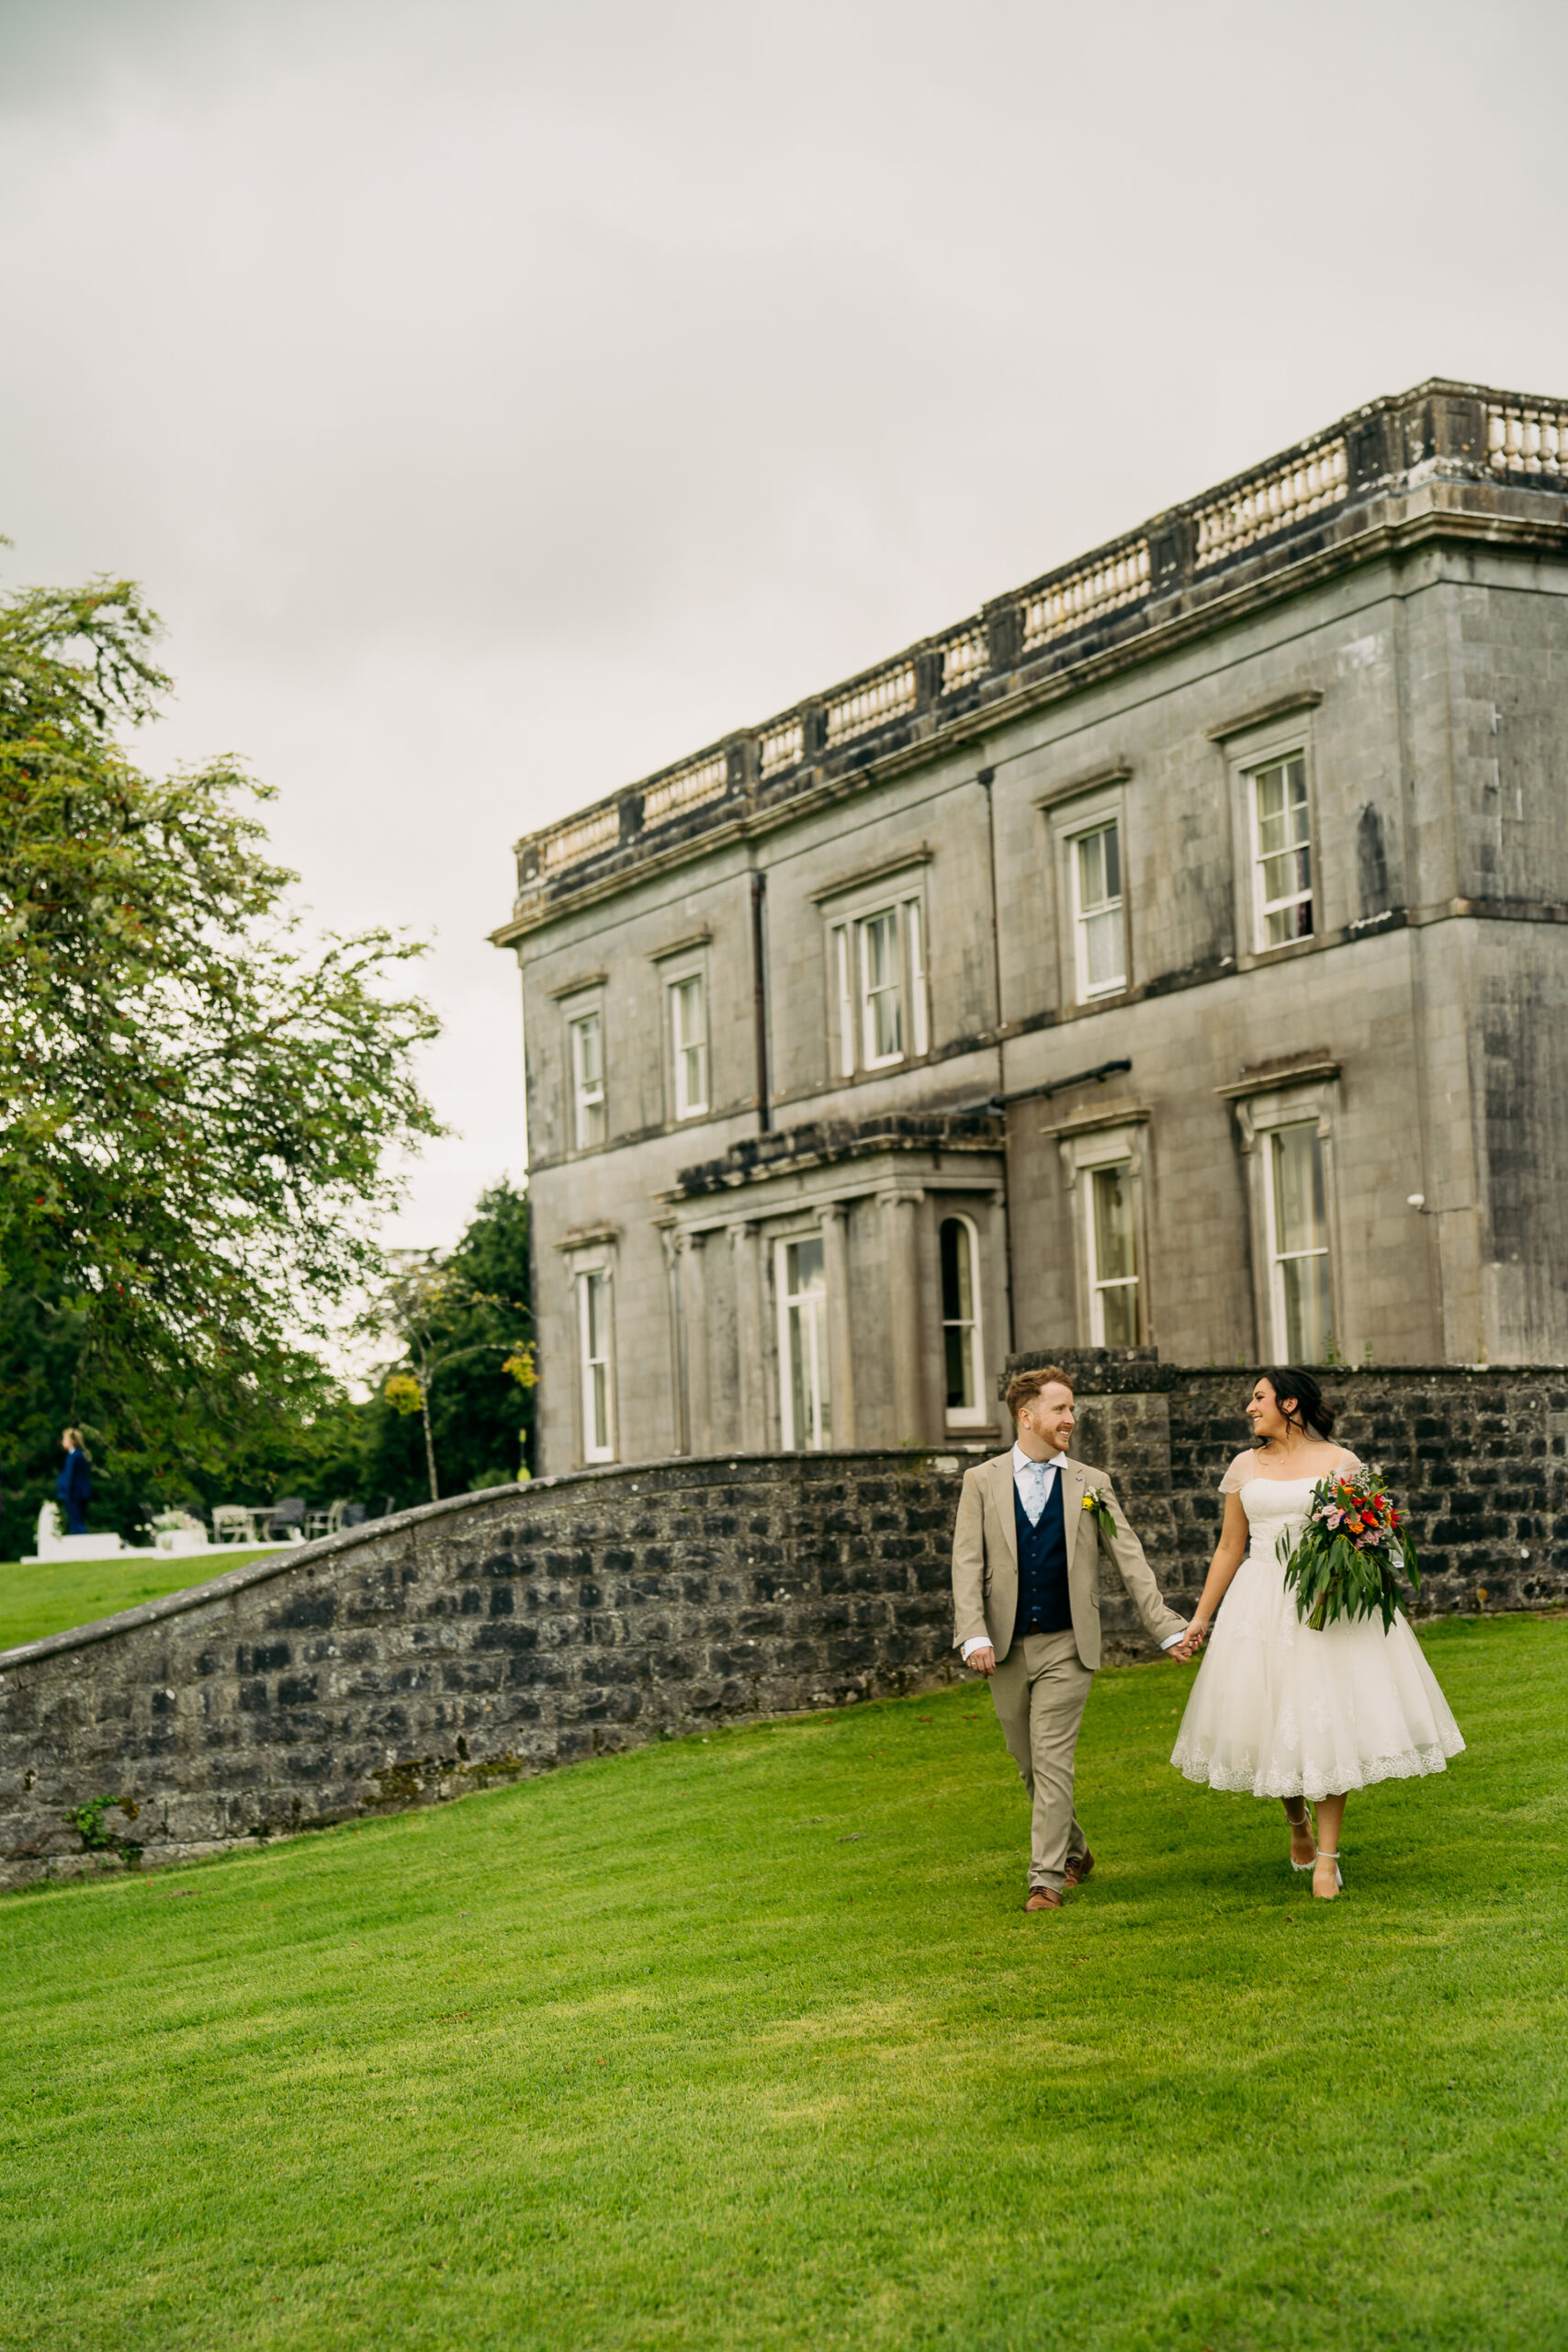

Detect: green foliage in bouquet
[1277,1464,1421,1633]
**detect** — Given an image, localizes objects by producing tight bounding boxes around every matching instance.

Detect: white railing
[540,805,621,873]
[940,625,988,693]
[1488,401,1568,478]
[1021,541,1149,650]
[1195,439,1348,567]
[826,662,917,745]
[760,718,805,777]
[641,750,728,827]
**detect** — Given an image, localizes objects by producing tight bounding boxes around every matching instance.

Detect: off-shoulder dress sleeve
[1334,1449,1362,1476]
[1219,1452,1257,1495]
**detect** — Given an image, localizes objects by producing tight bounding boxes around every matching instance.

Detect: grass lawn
[1,1613,1563,2352]
[0,1550,275,1654]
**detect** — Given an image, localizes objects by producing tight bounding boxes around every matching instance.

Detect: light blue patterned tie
[1021,1460,1048,1526]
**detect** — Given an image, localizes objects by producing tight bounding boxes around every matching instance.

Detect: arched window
[939,1216,986,1428]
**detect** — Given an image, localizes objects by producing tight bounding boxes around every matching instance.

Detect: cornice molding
[1041,1101,1151,1139]
[1032,761,1133,812]
[809,844,934,906]
[648,928,713,963]
[1215,1057,1341,1102]
[1207,688,1324,742]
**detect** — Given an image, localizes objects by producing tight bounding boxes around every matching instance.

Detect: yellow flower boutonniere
[1081,1488,1118,1544]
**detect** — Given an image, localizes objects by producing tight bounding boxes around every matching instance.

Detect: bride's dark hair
[1257,1367,1335,1441]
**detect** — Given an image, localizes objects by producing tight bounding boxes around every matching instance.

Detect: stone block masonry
[4,1361,1564,1890]
[0,1453,967,1891]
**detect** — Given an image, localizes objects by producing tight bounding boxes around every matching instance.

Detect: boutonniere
[1080,1488,1118,1544]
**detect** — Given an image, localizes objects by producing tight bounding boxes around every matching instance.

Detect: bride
[1169,1368,1463,1899]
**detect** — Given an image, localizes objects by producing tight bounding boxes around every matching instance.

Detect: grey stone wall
[0,1452,964,1892]
[5,1361,1562,1890]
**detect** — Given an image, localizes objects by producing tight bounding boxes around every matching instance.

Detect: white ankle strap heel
[1287,1804,1316,1871]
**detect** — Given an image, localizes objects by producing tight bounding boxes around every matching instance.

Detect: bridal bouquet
[1276,1464,1421,1633]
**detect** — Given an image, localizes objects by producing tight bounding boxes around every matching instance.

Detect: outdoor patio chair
[265,1497,308,1541]
[303,1497,352,1540]
[212,1506,261,1544]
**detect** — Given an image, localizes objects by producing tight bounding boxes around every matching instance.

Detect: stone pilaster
[819,1203,856,1447]
[732,1222,767,1449]
[679,1232,712,1456]
[881,1188,925,1444]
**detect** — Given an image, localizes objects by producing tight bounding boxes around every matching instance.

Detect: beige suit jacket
[950,1449,1186,1672]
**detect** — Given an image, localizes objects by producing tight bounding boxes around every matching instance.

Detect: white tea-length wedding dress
[1171,1452,1464,1799]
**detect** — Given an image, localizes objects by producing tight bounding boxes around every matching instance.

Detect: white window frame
[1224,1069,1344,1363]
[564,998,606,1152]
[1221,718,1322,967]
[666,967,709,1121]
[1067,817,1127,1001]
[833,922,855,1078]
[1085,1158,1141,1346]
[1052,1113,1151,1351]
[1043,773,1131,1009]
[820,863,931,1080]
[575,1264,615,1462]
[775,1231,830,1451]
[938,1212,987,1428]
[1248,748,1314,953]
[857,905,905,1069]
[1263,1122,1334,1362]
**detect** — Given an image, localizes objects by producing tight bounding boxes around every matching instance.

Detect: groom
[952,1364,1189,1910]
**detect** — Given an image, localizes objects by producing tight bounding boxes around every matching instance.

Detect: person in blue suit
[57,1428,92,1534]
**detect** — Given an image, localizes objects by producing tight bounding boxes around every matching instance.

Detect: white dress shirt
[962,1445,1184,1658]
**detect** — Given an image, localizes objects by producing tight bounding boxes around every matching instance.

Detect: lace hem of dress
[1168,1736,1462,1800]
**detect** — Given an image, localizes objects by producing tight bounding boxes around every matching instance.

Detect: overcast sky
[6,0,1567,1250]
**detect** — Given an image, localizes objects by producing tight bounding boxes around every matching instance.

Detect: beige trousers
[989,1629,1094,1892]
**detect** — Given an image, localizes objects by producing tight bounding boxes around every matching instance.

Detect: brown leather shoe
[1064,1848,1095,1888]
[1023,1885,1063,1911]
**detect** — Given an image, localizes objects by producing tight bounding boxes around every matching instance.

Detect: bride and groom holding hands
[952,1363,1464,1908]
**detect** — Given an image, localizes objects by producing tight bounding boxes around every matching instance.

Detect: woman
[57,1427,93,1535]
[1169,1369,1462,1899]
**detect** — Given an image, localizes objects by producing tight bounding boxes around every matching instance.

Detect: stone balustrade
[1021,537,1150,647]
[1487,399,1568,478]
[1192,436,1348,567]
[501,376,1568,931]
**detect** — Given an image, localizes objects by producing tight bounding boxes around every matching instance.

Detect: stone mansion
[492,379,1568,1476]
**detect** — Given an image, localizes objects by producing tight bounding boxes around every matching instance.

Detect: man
[952,1365,1188,1911]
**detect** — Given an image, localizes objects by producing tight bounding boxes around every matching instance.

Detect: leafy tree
[0,1257,377,1556]
[0,571,442,1495]
[360,1179,536,1508]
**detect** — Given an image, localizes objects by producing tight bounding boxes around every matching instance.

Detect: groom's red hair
[1004,1365,1073,1418]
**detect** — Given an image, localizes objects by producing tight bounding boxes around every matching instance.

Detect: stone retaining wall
[0,1453,964,1890]
[4,1359,1563,1891]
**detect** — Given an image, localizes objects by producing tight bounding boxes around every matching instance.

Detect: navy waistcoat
[1012,1468,1073,1639]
